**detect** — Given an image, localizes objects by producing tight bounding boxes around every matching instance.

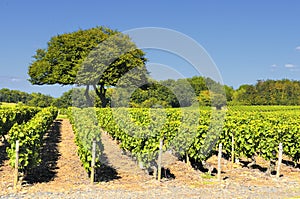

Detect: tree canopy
[4,78,300,108]
[232,79,300,105]
[127,76,227,109]
[28,26,147,107]
[0,88,54,107]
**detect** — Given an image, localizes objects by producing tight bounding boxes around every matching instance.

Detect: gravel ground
[1,184,300,199]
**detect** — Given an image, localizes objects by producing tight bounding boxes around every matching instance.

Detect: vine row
[6,107,58,175]
[68,107,103,174]
[0,106,40,139]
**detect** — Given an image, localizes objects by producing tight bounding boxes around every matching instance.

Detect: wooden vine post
[91,139,96,184]
[276,143,283,179]
[231,133,235,164]
[217,143,222,181]
[186,152,191,166]
[157,138,163,181]
[14,140,19,190]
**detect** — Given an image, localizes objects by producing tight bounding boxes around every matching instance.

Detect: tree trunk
[84,85,93,107]
[93,84,107,108]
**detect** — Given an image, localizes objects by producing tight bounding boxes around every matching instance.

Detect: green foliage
[6,107,58,173]
[129,82,179,108]
[96,108,223,169]
[220,108,300,163]
[0,106,40,139]
[67,107,103,173]
[52,89,73,108]
[186,76,208,96]
[0,88,31,104]
[197,90,211,106]
[211,93,227,110]
[26,93,54,107]
[0,88,54,107]
[233,79,300,105]
[53,78,300,108]
[128,76,226,108]
[29,27,114,85]
[197,90,227,110]
[224,85,234,101]
[96,106,300,169]
[54,88,99,108]
[28,26,147,107]
[131,97,171,108]
[96,108,167,168]
[76,33,146,86]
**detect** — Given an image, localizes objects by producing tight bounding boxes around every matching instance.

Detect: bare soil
[0,119,90,195]
[1,118,300,198]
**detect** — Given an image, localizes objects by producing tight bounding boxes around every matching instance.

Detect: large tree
[28,26,147,107]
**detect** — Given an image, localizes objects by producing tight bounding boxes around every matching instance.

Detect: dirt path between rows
[39,119,90,191]
[95,130,207,191]
[0,119,90,195]
[0,118,212,195]
[1,118,300,198]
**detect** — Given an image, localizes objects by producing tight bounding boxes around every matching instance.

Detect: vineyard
[0,105,58,185]
[0,106,40,140]
[1,105,300,197]
[95,107,300,173]
[68,108,103,173]
[64,106,300,179]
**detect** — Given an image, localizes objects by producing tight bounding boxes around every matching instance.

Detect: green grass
[0,102,17,107]
[56,114,68,119]
[200,173,215,179]
[181,105,212,111]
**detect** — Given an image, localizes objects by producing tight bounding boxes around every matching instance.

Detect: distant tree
[211,92,227,110]
[53,88,101,108]
[232,87,248,105]
[52,90,73,108]
[169,79,195,107]
[129,82,177,108]
[187,76,208,96]
[197,90,226,109]
[27,93,53,107]
[232,79,300,105]
[224,85,234,101]
[0,88,31,103]
[129,76,227,108]
[28,26,147,107]
[232,84,256,105]
[197,90,211,106]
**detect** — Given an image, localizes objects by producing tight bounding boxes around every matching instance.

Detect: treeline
[114,76,230,108]
[0,88,106,108]
[0,88,54,107]
[54,78,300,107]
[233,79,300,105]
[52,76,229,109]
[2,78,300,108]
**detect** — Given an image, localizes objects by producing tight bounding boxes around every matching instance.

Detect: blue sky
[1,0,300,97]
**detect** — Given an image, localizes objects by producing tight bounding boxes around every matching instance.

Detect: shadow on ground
[188,158,217,174]
[94,153,121,182]
[160,167,175,179]
[24,120,62,184]
[282,159,300,169]
[0,139,9,170]
[239,160,268,173]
